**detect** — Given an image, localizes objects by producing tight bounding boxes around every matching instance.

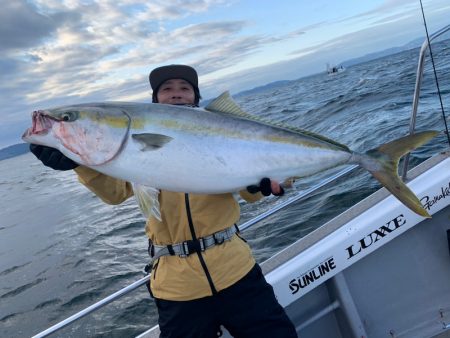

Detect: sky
[1,0,449,148]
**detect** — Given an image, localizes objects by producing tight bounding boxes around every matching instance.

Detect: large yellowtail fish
[22,92,438,218]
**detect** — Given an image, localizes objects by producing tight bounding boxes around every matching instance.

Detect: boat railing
[401,24,450,179]
[33,164,360,338]
[32,24,450,338]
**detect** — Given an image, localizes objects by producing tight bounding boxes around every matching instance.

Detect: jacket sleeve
[239,189,263,203]
[74,166,134,205]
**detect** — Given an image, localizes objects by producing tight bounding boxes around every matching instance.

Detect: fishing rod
[419,0,450,146]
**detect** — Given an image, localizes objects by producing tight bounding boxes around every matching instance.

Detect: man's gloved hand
[246,177,284,196]
[29,144,79,171]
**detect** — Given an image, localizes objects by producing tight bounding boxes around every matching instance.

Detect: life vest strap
[149,224,239,261]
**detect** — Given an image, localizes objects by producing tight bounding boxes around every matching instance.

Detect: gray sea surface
[1,39,450,337]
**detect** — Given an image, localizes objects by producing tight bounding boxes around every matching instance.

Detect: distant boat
[326,63,345,75]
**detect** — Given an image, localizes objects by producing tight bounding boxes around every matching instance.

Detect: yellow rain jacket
[75,166,262,301]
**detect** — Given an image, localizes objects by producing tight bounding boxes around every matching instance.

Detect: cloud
[132,0,227,21]
[0,1,57,52]
[345,0,417,21]
[1,2,244,134]
[199,2,448,99]
[2,0,449,149]
[0,57,23,77]
[2,0,306,109]
[171,21,247,43]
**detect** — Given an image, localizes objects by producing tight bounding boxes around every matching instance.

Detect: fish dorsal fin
[205,91,255,120]
[205,91,350,151]
[132,183,162,221]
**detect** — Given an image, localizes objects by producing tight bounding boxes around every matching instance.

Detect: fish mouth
[22,110,56,139]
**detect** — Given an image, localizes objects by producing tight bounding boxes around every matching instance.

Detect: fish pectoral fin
[132,133,173,151]
[132,183,162,221]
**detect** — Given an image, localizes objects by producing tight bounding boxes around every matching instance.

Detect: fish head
[22,105,131,166]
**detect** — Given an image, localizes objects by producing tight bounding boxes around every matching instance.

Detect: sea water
[1,40,449,337]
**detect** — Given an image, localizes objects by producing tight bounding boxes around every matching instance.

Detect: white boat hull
[138,152,450,338]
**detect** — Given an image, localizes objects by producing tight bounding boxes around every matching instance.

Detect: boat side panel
[343,204,450,337]
[265,155,450,308]
[284,282,346,337]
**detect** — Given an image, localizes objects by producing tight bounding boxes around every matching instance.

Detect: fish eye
[60,111,78,122]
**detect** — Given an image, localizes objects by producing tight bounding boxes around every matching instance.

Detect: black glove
[29,144,79,171]
[246,177,284,196]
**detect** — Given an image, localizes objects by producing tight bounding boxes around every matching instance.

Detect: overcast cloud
[0,0,449,148]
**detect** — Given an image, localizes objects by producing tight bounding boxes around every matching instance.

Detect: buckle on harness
[180,238,206,257]
[213,233,225,245]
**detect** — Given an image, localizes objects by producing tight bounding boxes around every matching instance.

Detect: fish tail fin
[359,130,438,218]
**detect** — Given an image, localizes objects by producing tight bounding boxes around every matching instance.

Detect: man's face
[156,79,195,105]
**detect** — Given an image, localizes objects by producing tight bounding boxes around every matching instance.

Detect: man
[30,64,297,338]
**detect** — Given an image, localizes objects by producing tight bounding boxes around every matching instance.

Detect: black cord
[419,0,450,146]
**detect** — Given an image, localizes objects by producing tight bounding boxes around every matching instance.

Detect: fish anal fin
[132,183,161,221]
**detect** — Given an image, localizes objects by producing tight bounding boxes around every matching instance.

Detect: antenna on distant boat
[419,0,450,146]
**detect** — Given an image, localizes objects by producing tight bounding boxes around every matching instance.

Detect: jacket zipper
[184,193,217,295]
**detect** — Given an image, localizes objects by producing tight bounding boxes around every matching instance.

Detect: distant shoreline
[0,143,30,161]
